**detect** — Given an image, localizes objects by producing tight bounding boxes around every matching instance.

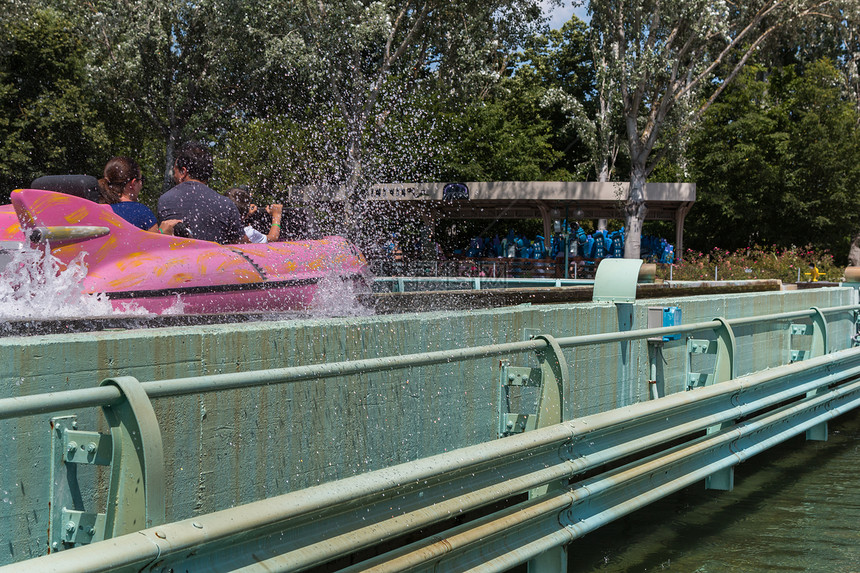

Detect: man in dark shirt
[157,142,247,244]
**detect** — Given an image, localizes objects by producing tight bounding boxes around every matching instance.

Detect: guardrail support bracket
[703,318,737,490]
[791,307,828,362]
[47,377,165,553]
[100,376,165,537]
[499,334,570,573]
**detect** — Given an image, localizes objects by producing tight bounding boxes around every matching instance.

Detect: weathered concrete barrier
[0,287,854,564]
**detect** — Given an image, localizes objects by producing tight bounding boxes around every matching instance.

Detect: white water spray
[159,294,187,315]
[309,271,373,317]
[0,243,149,319]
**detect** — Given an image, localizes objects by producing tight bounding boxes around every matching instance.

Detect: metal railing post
[805,307,829,441]
[100,376,166,537]
[705,317,737,491]
[712,317,737,384]
[528,334,569,573]
[532,334,569,431]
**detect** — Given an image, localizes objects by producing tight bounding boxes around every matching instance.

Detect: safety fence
[372,275,593,293]
[368,257,600,279]
[1,304,859,572]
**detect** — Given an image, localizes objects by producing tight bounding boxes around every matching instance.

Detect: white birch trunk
[848,233,860,267]
[623,166,647,259]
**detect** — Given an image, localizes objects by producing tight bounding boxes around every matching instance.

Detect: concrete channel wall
[0,287,855,564]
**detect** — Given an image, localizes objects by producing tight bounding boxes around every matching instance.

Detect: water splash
[309,271,373,317]
[159,294,187,315]
[0,242,149,319]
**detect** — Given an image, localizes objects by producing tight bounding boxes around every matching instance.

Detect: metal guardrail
[372,276,594,293]
[1,304,858,572]
[3,306,854,420]
[368,258,581,280]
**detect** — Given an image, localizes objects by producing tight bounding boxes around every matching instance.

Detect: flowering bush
[657,245,843,283]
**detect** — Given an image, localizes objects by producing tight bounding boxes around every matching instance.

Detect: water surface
[568,407,860,572]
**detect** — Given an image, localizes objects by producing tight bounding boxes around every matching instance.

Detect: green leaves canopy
[0,8,109,200]
[686,60,860,260]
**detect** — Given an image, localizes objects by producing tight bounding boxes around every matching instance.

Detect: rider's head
[226,186,252,219]
[173,142,213,184]
[98,156,141,204]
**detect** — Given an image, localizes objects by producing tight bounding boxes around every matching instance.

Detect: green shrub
[657,245,843,283]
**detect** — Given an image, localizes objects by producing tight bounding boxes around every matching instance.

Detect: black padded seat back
[30,175,100,203]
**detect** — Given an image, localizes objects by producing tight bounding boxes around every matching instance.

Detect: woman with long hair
[98,156,157,232]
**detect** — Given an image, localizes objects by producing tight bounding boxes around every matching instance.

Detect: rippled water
[567,407,860,572]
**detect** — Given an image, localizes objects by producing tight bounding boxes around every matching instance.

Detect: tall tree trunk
[343,132,368,247]
[162,130,179,194]
[597,157,610,182]
[597,151,612,236]
[623,165,647,259]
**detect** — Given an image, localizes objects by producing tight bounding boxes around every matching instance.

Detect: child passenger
[226,187,283,243]
[97,156,158,232]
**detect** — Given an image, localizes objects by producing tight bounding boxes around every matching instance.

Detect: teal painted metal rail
[0,304,858,572]
[2,305,855,420]
[373,276,594,293]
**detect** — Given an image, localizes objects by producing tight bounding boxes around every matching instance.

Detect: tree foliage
[80,0,270,188]
[441,94,563,181]
[442,14,596,182]
[537,16,624,182]
[584,0,856,258]
[685,59,860,260]
[0,7,109,201]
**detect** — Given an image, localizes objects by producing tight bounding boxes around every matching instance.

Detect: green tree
[686,60,860,261]
[441,88,564,181]
[537,16,624,182]
[81,0,269,190]
[440,14,597,183]
[583,0,853,259]
[0,8,109,201]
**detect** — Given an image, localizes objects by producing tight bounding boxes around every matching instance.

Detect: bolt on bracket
[498,334,569,439]
[48,376,165,553]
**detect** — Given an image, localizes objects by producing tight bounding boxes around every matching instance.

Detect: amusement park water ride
[0,186,370,314]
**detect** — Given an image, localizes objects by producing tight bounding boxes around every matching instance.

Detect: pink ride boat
[0,187,370,314]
